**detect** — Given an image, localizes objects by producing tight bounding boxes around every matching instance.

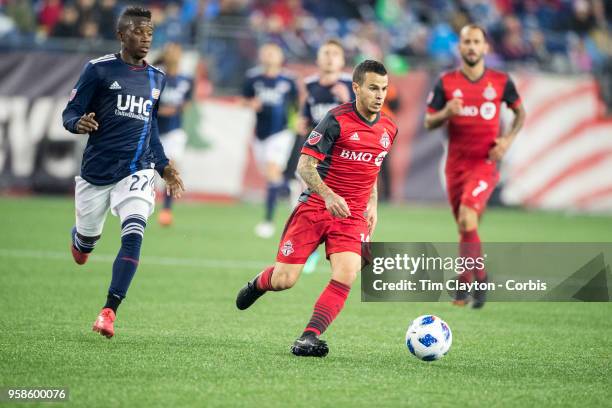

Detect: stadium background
[1,0,611,213]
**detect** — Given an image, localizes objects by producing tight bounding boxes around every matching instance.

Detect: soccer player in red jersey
[425,24,526,308]
[236,60,398,357]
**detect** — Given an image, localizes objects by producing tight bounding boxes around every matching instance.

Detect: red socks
[304,279,351,336]
[459,229,487,283]
[255,266,276,292]
[254,270,351,336]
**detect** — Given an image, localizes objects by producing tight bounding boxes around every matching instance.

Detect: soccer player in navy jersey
[236,61,398,357]
[300,39,354,134]
[242,43,299,239]
[155,42,193,227]
[425,25,526,308]
[62,6,184,338]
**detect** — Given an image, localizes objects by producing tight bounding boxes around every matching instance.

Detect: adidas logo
[350,132,360,141]
[452,89,463,98]
[109,81,121,90]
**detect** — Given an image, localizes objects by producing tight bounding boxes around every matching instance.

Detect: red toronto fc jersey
[427,68,521,165]
[300,102,398,215]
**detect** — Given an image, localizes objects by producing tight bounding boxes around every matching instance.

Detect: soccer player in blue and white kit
[242,43,298,238]
[300,39,354,135]
[62,6,184,339]
[155,42,193,227]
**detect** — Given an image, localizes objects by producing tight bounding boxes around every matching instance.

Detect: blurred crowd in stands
[1,1,610,79]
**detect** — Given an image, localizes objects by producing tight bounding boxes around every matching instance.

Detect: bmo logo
[340,149,387,167]
[479,102,496,120]
[340,149,373,162]
[458,102,496,120]
[459,105,479,117]
[374,151,387,167]
[116,94,152,117]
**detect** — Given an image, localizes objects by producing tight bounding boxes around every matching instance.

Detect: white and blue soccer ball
[405,315,452,361]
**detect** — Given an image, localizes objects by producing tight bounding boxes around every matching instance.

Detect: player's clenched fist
[444,98,463,117]
[75,112,99,133]
[162,161,185,199]
[488,137,510,161]
[365,202,377,236]
[323,191,351,218]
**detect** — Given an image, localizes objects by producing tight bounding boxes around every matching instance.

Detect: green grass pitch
[0,196,611,407]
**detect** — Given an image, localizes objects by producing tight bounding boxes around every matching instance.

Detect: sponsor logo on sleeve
[69,88,77,101]
[152,88,161,99]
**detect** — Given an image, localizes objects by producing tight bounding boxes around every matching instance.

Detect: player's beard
[462,53,482,67]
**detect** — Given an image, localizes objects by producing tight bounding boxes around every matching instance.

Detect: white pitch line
[0,248,268,270]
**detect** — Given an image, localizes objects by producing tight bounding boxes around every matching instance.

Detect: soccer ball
[405,315,452,361]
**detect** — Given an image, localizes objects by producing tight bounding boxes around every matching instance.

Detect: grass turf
[0,196,611,407]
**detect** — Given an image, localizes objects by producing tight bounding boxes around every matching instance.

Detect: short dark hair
[352,60,387,85]
[117,6,151,32]
[461,24,488,41]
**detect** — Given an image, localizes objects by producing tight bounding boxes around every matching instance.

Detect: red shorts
[276,202,369,264]
[446,161,499,219]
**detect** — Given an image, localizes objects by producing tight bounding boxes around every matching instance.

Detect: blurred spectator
[80,19,99,41]
[0,0,609,82]
[428,22,459,63]
[52,5,79,38]
[156,2,186,45]
[570,0,597,36]
[498,15,535,62]
[38,0,63,35]
[76,0,97,20]
[569,35,593,71]
[97,0,118,40]
[4,0,36,35]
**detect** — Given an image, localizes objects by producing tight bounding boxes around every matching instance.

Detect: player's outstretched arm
[489,103,526,161]
[297,154,350,218]
[424,98,463,130]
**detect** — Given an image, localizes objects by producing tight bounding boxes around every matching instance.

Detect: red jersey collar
[459,67,487,83]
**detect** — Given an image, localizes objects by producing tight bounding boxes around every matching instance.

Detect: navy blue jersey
[302,73,354,128]
[242,68,298,140]
[62,53,168,186]
[157,74,193,134]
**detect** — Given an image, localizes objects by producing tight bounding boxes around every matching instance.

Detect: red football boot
[158,208,173,227]
[92,308,116,338]
[70,244,89,265]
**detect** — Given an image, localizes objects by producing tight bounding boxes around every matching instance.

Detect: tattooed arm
[297,154,351,218]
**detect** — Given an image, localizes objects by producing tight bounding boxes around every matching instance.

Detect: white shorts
[253,129,295,170]
[75,169,156,236]
[160,128,187,163]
